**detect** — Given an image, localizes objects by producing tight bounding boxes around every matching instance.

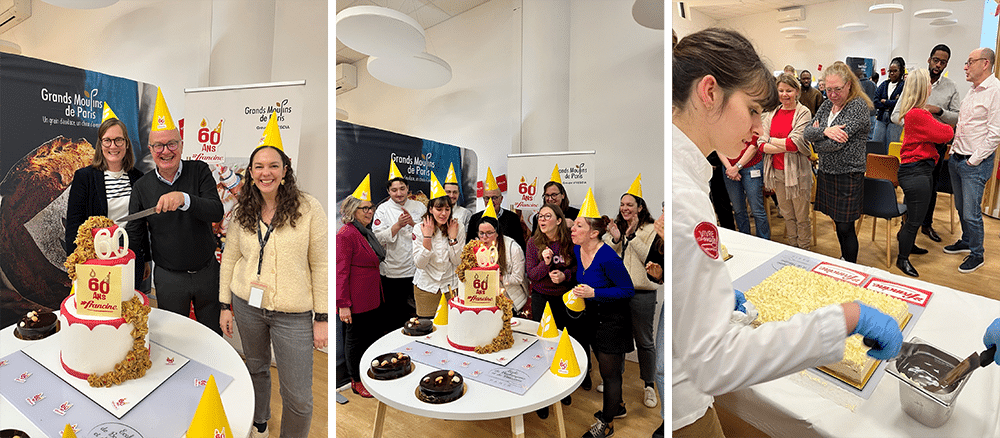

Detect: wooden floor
[334,354,663,438]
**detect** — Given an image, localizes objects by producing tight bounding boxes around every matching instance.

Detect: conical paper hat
[563,290,585,312]
[62,424,78,438]
[483,198,498,220]
[578,188,601,219]
[388,161,404,181]
[351,174,371,202]
[433,293,449,325]
[257,112,284,151]
[536,301,559,338]
[484,167,499,191]
[549,328,581,377]
[101,102,119,123]
[445,162,459,184]
[626,174,642,199]
[151,87,176,132]
[430,171,447,200]
[187,375,234,438]
[549,164,562,184]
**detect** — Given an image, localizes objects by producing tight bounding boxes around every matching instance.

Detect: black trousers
[922,144,949,227]
[344,306,385,381]
[898,160,934,258]
[381,275,415,332]
[154,261,222,336]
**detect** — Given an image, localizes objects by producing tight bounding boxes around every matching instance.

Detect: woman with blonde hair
[893,68,955,277]
[761,73,814,249]
[804,61,873,263]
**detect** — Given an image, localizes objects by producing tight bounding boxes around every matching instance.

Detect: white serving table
[361,318,586,438]
[1,308,254,438]
[715,228,1000,437]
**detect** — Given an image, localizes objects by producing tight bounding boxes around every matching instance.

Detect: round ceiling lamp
[869,3,904,14]
[779,26,809,34]
[785,34,807,39]
[914,9,952,19]
[40,0,118,8]
[837,22,870,31]
[367,52,453,89]
[336,6,426,58]
[0,40,21,55]
[930,18,959,26]
[632,0,663,30]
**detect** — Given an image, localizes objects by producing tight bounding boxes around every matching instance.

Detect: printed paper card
[74,264,122,317]
[863,277,933,307]
[462,269,499,307]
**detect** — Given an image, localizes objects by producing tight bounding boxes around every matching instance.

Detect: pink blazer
[336,223,383,314]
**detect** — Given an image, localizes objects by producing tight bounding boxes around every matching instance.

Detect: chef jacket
[412,221,464,293]
[671,124,847,431]
[373,198,427,278]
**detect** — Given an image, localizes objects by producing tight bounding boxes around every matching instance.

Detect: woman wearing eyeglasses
[336,175,386,398]
[804,61,874,263]
[531,181,580,232]
[475,203,528,313]
[66,117,146,280]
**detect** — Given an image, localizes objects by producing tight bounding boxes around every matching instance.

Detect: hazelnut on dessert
[451,376,460,383]
[391,358,398,364]
[435,376,444,384]
[447,370,455,376]
[372,360,380,367]
[381,360,388,366]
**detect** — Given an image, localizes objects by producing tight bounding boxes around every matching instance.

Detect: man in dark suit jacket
[466,187,527,251]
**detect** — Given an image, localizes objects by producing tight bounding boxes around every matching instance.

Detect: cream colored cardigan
[219,193,328,314]
[760,102,814,200]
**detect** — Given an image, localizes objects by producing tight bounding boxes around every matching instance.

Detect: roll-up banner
[506,151,596,212]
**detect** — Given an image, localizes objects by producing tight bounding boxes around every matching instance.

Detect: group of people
[337,163,664,438]
[65,91,326,438]
[673,27,1000,437]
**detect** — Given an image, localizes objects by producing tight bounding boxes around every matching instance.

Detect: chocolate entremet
[418,370,464,403]
[370,352,412,380]
[15,310,57,340]
[0,429,30,438]
[85,295,152,387]
[402,317,433,336]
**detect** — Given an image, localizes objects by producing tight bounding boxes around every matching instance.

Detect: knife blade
[940,345,997,387]
[115,207,157,223]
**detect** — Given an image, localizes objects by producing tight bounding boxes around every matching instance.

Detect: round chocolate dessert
[402,317,433,336]
[370,352,412,380]
[418,370,464,403]
[15,310,57,340]
[0,429,30,438]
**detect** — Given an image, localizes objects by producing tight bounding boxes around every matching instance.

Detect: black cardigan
[64,165,144,255]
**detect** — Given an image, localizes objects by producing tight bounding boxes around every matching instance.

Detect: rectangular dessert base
[817,312,912,390]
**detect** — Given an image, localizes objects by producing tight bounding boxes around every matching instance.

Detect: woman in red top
[895,68,955,277]
[761,73,815,249]
[722,138,770,239]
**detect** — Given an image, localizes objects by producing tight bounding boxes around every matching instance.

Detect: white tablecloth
[1,308,254,438]
[715,228,1000,437]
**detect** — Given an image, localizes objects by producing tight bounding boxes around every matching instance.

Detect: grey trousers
[232,294,314,437]
[629,291,657,384]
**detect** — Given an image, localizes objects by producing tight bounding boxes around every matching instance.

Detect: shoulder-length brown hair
[234,146,303,231]
[92,118,136,171]
[422,196,453,236]
[531,204,573,262]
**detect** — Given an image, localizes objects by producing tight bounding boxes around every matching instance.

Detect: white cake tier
[447,296,503,352]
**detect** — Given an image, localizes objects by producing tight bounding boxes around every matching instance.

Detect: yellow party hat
[351,174,371,202]
[257,112,284,151]
[445,162,459,184]
[563,290,585,312]
[483,198,498,220]
[187,375,234,438]
[62,424,78,438]
[549,164,562,184]
[433,293,449,325]
[549,328,581,377]
[626,174,642,199]
[430,171,447,200]
[388,161,404,181]
[101,102,119,123]
[578,188,600,219]
[484,167,499,191]
[536,301,559,338]
[151,87,177,132]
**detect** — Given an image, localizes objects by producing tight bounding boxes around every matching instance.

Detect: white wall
[4,0,328,209]
[671,1,717,40]
[336,0,664,215]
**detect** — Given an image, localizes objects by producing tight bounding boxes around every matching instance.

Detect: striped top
[105,170,133,224]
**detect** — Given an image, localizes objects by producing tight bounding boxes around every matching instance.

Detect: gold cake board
[817,312,912,390]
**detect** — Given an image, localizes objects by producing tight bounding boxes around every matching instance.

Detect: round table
[361,318,587,438]
[0,308,254,437]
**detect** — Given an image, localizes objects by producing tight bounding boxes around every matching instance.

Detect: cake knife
[116,207,157,223]
[940,345,996,387]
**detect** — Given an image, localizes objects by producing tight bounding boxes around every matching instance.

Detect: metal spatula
[940,345,997,387]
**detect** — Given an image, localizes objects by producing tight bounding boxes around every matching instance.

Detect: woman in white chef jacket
[671,28,904,437]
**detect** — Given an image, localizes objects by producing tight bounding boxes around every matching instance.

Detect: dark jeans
[381,275,415,332]
[344,306,385,381]
[153,261,222,336]
[898,160,935,258]
[923,144,949,227]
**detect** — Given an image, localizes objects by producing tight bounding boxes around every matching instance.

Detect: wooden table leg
[372,400,387,438]
[554,402,567,438]
[510,413,525,438]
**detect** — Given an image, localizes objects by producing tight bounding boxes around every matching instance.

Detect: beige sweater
[603,222,659,291]
[219,193,328,314]
[761,102,814,200]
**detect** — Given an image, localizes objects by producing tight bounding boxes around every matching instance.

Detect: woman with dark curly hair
[219,135,327,437]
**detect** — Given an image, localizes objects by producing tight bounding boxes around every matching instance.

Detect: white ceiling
[336,0,491,65]
[683,0,835,21]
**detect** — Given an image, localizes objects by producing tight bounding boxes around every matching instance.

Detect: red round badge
[694,222,719,259]
[412,233,417,241]
[374,219,381,226]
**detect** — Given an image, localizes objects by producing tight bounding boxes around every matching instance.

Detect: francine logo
[215,428,227,438]
[54,401,73,415]
[25,392,44,405]
[195,378,208,387]
[61,424,80,436]
[0,360,7,367]
[157,115,167,129]
[558,359,570,374]
[166,357,176,365]
[15,372,30,383]
[112,397,128,409]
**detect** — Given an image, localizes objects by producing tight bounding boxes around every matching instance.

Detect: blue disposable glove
[850,302,902,360]
[985,318,1000,366]
[734,290,747,313]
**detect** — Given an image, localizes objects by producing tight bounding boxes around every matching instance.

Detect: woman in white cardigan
[761,73,815,250]
[411,179,463,318]
[474,202,528,313]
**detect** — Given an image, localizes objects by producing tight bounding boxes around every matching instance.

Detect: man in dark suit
[465,167,527,250]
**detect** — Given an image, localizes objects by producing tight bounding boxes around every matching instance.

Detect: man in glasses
[126,89,224,335]
[465,167,527,251]
[891,44,962,243]
[941,48,1000,273]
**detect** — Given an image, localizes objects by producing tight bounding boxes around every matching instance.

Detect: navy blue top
[574,243,634,302]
